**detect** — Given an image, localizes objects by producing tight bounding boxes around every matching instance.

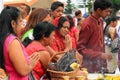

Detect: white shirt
[116,20,120,38]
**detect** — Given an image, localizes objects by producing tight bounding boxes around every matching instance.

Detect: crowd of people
[0,0,120,80]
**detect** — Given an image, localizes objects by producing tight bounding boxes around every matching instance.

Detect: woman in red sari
[25,21,56,80]
[51,16,83,64]
[66,15,80,49]
[51,16,72,52]
[50,16,85,77]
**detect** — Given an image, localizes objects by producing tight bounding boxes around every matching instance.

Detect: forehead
[63,21,70,26]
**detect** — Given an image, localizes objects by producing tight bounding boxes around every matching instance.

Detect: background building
[32,0,53,9]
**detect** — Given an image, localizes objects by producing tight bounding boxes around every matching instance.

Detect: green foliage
[64,0,76,14]
[111,0,120,15]
[87,1,92,14]
[86,0,120,15]
[78,0,93,15]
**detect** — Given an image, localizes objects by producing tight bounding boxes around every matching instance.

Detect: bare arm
[46,46,56,57]
[9,39,40,76]
[38,51,50,72]
[75,31,79,42]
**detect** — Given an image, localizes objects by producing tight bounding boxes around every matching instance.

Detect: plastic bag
[56,49,77,72]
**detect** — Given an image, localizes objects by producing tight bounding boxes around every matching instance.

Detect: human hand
[0,68,7,80]
[29,52,40,69]
[101,53,112,61]
[64,34,72,51]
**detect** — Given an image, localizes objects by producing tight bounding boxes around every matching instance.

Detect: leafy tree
[111,0,120,15]
[87,0,92,14]
[87,0,120,15]
[64,0,75,14]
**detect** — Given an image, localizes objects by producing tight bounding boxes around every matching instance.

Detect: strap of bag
[28,72,36,80]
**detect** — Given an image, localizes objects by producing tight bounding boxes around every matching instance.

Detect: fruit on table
[70,62,79,70]
[104,75,120,80]
[96,74,103,80]
[96,74,120,80]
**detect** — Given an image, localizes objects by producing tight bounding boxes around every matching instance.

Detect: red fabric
[50,31,65,52]
[26,42,45,80]
[51,17,60,27]
[51,17,66,52]
[69,27,79,49]
[77,15,107,73]
[50,31,76,52]
[51,17,77,51]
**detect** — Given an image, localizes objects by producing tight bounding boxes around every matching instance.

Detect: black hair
[94,0,112,11]
[75,10,81,16]
[51,1,64,11]
[23,21,56,47]
[0,6,20,69]
[66,15,74,29]
[106,16,119,26]
[57,16,69,30]
[33,21,56,40]
[104,16,119,34]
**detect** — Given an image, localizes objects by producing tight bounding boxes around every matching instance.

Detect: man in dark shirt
[77,0,112,73]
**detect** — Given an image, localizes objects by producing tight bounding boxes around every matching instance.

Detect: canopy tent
[4,0,38,6]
